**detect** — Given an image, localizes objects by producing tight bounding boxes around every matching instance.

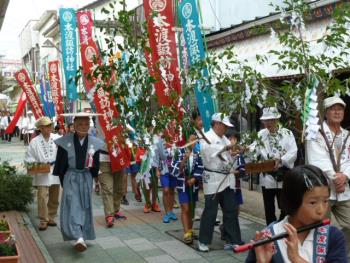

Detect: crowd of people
[21,95,350,262]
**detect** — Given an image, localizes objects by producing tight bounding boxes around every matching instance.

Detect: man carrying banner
[25,116,61,231]
[53,112,104,252]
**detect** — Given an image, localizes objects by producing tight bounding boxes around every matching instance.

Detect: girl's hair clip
[303,173,313,189]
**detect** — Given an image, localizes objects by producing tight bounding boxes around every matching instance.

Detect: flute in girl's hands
[233,218,331,253]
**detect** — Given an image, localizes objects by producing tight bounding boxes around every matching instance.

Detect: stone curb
[21,212,55,263]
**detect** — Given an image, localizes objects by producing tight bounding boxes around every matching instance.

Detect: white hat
[211,113,234,127]
[323,96,346,109]
[260,107,281,120]
[60,112,102,118]
[35,116,52,128]
[27,110,33,114]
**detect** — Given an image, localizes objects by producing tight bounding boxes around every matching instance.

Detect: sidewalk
[1,138,266,263]
[26,192,264,263]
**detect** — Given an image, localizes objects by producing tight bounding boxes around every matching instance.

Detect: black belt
[204,168,230,175]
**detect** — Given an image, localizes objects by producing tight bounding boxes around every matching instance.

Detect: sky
[0,0,93,60]
[0,0,283,61]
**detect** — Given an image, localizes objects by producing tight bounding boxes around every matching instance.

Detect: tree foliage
[82,0,350,144]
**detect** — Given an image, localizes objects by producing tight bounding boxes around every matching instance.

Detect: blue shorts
[178,190,198,205]
[125,163,140,174]
[160,172,177,188]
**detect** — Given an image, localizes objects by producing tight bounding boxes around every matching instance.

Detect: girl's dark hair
[281,165,329,216]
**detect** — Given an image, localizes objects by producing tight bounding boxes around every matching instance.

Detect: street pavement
[0,137,266,263]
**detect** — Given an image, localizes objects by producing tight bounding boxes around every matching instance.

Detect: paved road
[0,137,266,263]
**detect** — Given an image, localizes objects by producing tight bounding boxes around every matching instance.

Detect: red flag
[77,10,130,172]
[5,92,27,134]
[15,69,45,119]
[48,61,65,128]
[143,0,182,106]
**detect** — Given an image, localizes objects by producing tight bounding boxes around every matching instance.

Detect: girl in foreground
[246,165,347,263]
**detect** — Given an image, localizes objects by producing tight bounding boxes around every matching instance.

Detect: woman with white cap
[24,116,61,231]
[250,107,297,225]
[53,112,105,252]
[306,96,350,253]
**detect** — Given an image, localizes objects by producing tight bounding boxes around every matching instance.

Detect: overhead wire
[208,0,222,29]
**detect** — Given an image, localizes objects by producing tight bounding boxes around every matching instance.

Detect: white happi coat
[250,127,297,189]
[306,121,350,201]
[200,128,237,195]
[25,133,61,186]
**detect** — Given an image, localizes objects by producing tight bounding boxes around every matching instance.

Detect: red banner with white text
[77,10,130,172]
[5,92,27,134]
[48,61,65,128]
[143,0,182,106]
[15,69,45,119]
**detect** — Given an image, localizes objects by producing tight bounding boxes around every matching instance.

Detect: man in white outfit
[250,107,297,225]
[306,96,350,252]
[198,113,242,252]
[25,116,61,230]
[0,111,9,142]
[22,110,36,145]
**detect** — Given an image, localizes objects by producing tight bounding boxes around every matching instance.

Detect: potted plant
[0,217,11,244]
[0,234,19,263]
[0,218,9,233]
[0,162,33,212]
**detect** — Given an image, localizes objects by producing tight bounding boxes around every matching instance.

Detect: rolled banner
[5,92,27,134]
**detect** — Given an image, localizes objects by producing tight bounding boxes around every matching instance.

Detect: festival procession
[1,0,350,262]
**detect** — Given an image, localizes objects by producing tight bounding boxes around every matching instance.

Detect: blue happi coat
[171,143,204,193]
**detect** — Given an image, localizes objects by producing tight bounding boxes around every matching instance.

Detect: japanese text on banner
[48,61,65,128]
[143,0,182,106]
[179,0,216,131]
[77,10,130,172]
[59,8,78,100]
